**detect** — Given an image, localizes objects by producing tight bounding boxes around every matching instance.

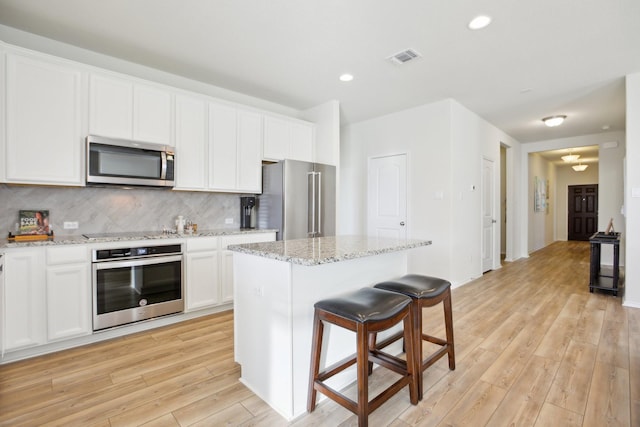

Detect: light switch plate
[63,221,79,229]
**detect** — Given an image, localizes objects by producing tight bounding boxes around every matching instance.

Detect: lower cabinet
[45,246,91,341]
[185,237,220,311]
[3,248,47,352]
[185,232,276,311]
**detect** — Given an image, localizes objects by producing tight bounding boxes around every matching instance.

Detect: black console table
[589,232,621,296]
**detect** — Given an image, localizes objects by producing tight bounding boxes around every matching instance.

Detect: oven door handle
[93,254,183,270]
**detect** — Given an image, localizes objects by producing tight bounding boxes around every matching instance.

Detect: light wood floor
[1,241,637,426]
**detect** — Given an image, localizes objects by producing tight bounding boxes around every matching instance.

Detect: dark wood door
[568,184,598,241]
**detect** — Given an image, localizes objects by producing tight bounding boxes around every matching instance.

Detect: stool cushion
[314,287,411,323]
[374,274,451,299]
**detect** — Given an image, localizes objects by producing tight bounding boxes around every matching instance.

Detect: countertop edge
[229,238,432,266]
[0,229,278,249]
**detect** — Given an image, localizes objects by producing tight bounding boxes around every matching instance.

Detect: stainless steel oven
[91,243,183,331]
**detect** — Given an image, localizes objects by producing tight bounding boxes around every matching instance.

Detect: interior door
[568,184,598,240]
[482,158,496,272]
[367,154,407,239]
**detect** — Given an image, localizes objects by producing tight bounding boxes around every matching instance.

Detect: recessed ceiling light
[542,115,567,127]
[468,15,492,30]
[339,74,354,82]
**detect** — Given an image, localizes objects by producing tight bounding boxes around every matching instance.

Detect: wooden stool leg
[356,322,369,427]
[403,308,419,405]
[411,301,424,400]
[443,289,455,370]
[307,311,324,412]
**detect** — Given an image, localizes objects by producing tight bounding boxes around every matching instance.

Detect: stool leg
[403,308,419,405]
[307,311,324,412]
[356,322,369,427]
[443,289,455,371]
[411,301,424,400]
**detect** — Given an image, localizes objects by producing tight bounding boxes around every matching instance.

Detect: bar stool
[307,287,419,427]
[373,275,455,399]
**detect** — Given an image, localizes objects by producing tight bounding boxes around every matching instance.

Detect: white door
[482,157,496,272]
[368,154,407,239]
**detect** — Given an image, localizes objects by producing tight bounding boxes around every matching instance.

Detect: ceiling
[0,0,639,143]
[538,145,599,167]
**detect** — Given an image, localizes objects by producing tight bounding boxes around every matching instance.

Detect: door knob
[492,219,497,224]
[400,221,405,226]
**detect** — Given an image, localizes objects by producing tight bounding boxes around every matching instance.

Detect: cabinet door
[3,249,46,351]
[133,84,173,144]
[89,74,133,139]
[237,110,263,193]
[209,103,238,190]
[263,116,290,161]
[175,95,208,190]
[185,250,219,311]
[6,54,85,185]
[46,263,91,341]
[290,122,314,162]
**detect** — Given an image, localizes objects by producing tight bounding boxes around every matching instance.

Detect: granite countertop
[228,235,432,266]
[0,228,277,249]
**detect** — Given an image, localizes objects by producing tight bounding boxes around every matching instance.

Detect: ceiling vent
[388,48,422,65]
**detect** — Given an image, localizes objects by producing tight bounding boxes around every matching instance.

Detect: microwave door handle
[160,151,167,180]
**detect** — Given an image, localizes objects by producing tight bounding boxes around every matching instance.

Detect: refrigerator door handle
[308,172,316,236]
[317,172,322,236]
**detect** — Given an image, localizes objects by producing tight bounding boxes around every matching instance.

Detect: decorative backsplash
[0,184,248,236]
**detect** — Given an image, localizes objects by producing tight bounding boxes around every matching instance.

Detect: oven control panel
[93,244,182,261]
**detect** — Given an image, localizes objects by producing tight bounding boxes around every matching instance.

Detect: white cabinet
[209,103,262,193]
[174,94,208,190]
[219,232,276,303]
[89,73,173,145]
[5,53,85,185]
[185,232,275,309]
[3,248,46,351]
[185,237,220,311]
[45,246,91,341]
[263,115,315,162]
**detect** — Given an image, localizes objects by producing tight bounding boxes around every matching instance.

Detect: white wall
[625,73,640,308]
[528,153,555,252]
[340,98,520,287]
[339,99,453,280]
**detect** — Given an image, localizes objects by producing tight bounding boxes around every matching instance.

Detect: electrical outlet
[63,221,79,229]
[225,218,233,224]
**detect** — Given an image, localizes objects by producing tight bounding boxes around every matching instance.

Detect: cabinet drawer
[186,237,219,252]
[46,246,89,265]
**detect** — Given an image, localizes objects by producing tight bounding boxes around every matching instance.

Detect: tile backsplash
[0,184,248,236]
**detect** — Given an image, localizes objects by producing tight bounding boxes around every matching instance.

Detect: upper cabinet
[174,94,208,190]
[209,103,262,193]
[174,99,263,194]
[5,52,86,186]
[263,115,315,163]
[89,73,173,145]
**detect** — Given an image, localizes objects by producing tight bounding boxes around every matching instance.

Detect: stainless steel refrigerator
[258,159,336,240]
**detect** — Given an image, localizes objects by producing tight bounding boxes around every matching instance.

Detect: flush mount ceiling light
[542,115,567,127]
[572,163,588,172]
[339,73,354,82]
[468,15,492,30]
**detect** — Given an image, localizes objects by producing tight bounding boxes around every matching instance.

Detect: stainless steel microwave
[86,135,175,188]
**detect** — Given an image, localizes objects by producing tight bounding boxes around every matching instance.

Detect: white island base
[232,237,430,421]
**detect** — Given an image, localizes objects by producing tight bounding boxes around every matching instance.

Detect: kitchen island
[229,235,431,420]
